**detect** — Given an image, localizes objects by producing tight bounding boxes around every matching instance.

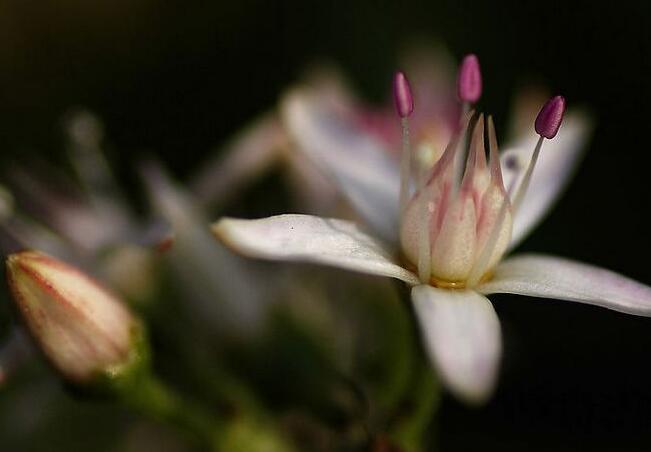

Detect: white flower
[212,54,651,404]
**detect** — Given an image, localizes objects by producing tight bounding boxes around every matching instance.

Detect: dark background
[1,1,650,450]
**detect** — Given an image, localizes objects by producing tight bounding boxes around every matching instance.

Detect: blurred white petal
[411,285,501,404]
[506,85,550,140]
[8,166,119,252]
[400,43,454,108]
[399,42,458,136]
[142,162,269,334]
[281,145,342,214]
[213,214,419,285]
[63,109,136,249]
[0,215,76,262]
[65,109,132,223]
[478,254,651,316]
[190,112,287,210]
[502,111,593,249]
[281,89,400,242]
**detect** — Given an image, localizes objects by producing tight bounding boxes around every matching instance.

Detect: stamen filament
[511,135,544,215]
[399,117,411,217]
[506,171,520,198]
[393,71,414,221]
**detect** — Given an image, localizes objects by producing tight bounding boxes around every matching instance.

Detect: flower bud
[6,250,144,387]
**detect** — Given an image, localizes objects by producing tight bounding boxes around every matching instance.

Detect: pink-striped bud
[393,71,414,118]
[6,251,142,386]
[457,54,482,103]
[535,95,566,139]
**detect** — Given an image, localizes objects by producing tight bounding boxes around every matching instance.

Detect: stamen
[511,95,566,214]
[510,136,543,214]
[535,95,566,139]
[393,71,414,217]
[457,54,482,104]
[393,71,414,119]
[393,71,432,282]
[454,55,482,194]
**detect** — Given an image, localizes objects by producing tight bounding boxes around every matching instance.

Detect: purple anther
[457,54,482,103]
[393,71,414,118]
[535,95,566,139]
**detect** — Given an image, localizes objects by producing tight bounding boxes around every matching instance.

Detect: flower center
[402,256,495,289]
[399,115,513,288]
[391,67,564,289]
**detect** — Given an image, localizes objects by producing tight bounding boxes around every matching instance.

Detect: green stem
[123,373,222,450]
[387,363,440,452]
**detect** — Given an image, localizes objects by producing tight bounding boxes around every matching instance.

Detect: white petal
[190,112,287,210]
[411,285,502,404]
[213,214,419,285]
[141,162,269,333]
[478,254,651,316]
[281,89,401,242]
[501,111,593,249]
[400,43,454,110]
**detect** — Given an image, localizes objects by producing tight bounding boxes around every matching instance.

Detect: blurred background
[1,0,650,451]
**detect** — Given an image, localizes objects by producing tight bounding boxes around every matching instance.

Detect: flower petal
[411,285,502,404]
[478,254,651,316]
[190,112,287,210]
[400,43,455,116]
[142,161,270,333]
[281,89,401,242]
[501,111,593,249]
[213,214,419,285]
